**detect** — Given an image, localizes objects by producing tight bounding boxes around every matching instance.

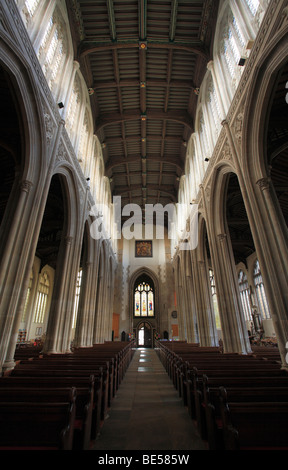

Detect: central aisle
[92,347,207,451]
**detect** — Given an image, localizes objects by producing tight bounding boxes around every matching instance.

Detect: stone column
[42,235,74,354]
[182,252,199,343]
[214,232,251,354]
[93,272,104,344]
[222,119,288,365]
[74,261,93,348]
[197,259,219,347]
[0,180,34,371]
[253,177,288,367]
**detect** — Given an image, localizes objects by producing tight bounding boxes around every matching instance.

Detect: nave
[92,347,206,451]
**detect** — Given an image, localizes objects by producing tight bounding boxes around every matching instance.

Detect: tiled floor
[92,348,207,451]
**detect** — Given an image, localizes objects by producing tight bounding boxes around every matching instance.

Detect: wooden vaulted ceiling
[66,0,219,221]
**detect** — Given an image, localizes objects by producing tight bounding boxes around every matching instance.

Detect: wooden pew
[0,389,76,450]
[178,355,279,404]
[0,385,93,450]
[2,341,135,449]
[219,392,288,450]
[201,374,288,449]
[10,364,109,424]
[0,375,102,442]
[157,341,288,451]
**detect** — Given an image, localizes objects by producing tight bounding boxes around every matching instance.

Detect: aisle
[92,347,207,451]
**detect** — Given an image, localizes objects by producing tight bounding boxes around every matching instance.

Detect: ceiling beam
[78,39,209,61]
[114,184,177,202]
[104,135,184,144]
[95,109,194,133]
[105,155,184,174]
[91,79,196,90]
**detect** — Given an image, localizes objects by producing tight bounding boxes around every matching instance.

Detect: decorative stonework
[44,110,55,149]
[257,177,271,191]
[55,142,67,163]
[221,142,232,162]
[205,185,211,203]
[234,111,244,144]
[20,180,33,193]
[217,233,227,243]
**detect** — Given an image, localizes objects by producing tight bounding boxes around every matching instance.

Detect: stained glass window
[134,281,154,317]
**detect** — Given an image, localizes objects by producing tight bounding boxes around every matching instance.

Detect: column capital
[256,177,271,191]
[65,236,73,246]
[217,233,227,242]
[20,180,33,193]
[207,60,214,71]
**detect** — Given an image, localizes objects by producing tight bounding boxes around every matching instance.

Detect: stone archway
[135,320,154,348]
[129,267,160,345]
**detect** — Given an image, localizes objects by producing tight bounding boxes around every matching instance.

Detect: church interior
[0,0,288,451]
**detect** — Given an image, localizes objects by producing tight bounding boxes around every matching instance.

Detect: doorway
[137,322,153,348]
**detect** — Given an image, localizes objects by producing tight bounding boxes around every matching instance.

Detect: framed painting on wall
[135,240,153,258]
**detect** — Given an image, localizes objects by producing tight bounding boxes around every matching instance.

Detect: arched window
[253,260,271,320]
[206,74,222,140]
[24,0,41,17]
[65,73,82,145]
[72,270,82,329]
[209,268,221,329]
[33,271,50,323]
[219,6,245,94]
[37,8,68,96]
[22,269,34,322]
[238,270,252,322]
[134,277,155,318]
[78,109,91,173]
[245,0,260,16]
[198,109,211,160]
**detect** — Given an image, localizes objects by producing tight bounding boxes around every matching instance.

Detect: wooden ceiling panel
[68,0,219,221]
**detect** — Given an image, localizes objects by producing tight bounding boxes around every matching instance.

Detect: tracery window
[22,270,34,322]
[219,7,245,93]
[134,281,154,318]
[65,74,82,144]
[33,271,50,324]
[37,9,68,95]
[25,0,41,17]
[245,0,260,16]
[72,270,82,329]
[198,109,211,160]
[253,260,271,320]
[238,270,252,322]
[206,75,222,140]
[209,269,221,329]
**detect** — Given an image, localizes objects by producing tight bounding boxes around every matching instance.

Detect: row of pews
[156,341,288,450]
[0,341,135,450]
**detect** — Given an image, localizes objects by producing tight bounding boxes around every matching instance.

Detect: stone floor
[92,347,207,451]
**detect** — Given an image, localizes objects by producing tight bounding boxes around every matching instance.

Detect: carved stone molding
[65,236,73,246]
[221,142,232,162]
[234,112,244,144]
[20,180,33,193]
[256,177,271,191]
[55,142,67,163]
[217,233,227,243]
